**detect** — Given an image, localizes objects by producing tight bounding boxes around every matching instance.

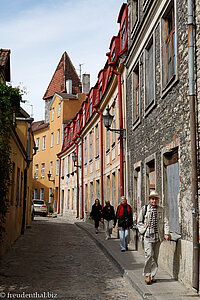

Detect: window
[96,179,100,200]
[20,172,23,206]
[89,97,93,117]
[107,175,110,201]
[163,148,180,234]
[34,189,38,199]
[49,188,52,203]
[112,49,115,61]
[16,167,20,206]
[36,138,40,152]
[95,124,99,157]
[83,109,85,126]
[90,182,93,206]
[106,130,110,152]
[133,164,142,216]
[146,159,155,198]
[58,103,61,117]
[56,160,59,176]
[50,161,53,175]
[67,189,70,209]
[72,188,74,210]
[132,63,140,123]
[112,106,116,146]
[70,128,73,142]
[145,38,154,107]
[112,172,116,208]
[161,2,176,88]
[68,155,70,175]
[89,131,93,161]
[57,129,60,145]
[130,0,138,30]
[35,164,38,179]
[41,163,45,178]
[84,136,87,164]
[121,21,125,50]
[40,188,44,200]
[85,184,88,211]
[77,119,79,133]
[62,158,65,177]
[42,136,46,150]
[51,108,54,121]
[51,133,54,147]
[99,81,102,101]
[64,131,67,147]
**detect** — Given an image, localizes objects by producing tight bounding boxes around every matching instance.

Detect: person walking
[101,201,116,240]
[89,199,102,234]
[137,190,170,285]
[114,196,133,252]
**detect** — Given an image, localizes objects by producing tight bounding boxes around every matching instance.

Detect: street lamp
[47,171,55,183]
[72,151,81,168]
[102,106,126,138]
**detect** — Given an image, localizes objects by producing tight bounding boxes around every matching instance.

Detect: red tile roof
[43,52,82,100]
[32,120,49,132]
[0,49,11,81]
[0,49,10,67]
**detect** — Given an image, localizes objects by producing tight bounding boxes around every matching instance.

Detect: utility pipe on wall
[75,143,79,218]
[112,69,124,197]
[77,134,84,219]
[94,107,104,207]
[188,0,199,291]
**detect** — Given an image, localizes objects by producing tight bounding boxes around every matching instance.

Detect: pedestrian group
[90,190,170,285]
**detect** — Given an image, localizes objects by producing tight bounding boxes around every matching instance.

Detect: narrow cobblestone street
[0,217,140,300]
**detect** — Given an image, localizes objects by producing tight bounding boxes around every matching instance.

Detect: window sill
[106,148,110,154]
[144,100,156,118]
[132,117,141,131]
[161,75,178,99]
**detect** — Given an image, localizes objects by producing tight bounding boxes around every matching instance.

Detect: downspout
[188,0,199,291]
[94,107,104,206]
[112,69,124,197]
[77,134,84,219]
[19,117,34,235]
[75,142,79,218]
[57,157,61,214]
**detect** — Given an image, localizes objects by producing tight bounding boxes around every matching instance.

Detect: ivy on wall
[0,82,22,236]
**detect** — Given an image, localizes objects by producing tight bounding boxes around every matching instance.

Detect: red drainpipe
[57,157,61,214]
[77,134,84,219]
[112,69,124,197]
[94,107,104,206]
[75,142,79,218]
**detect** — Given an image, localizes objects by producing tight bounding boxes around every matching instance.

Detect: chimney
[82,74,90,94]
[66,79,72,94]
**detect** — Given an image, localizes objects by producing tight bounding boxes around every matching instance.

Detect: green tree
[0,82,21,236]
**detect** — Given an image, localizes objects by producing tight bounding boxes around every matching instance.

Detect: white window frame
[51,133,54,148]
[56,160,59,176]
[35,164,38,179]
[57,129,60,145]
[51,108,54,121]
[36,138,40,152]
[42,136,46,150]
[58,103,61,117]
[41,163,45,178]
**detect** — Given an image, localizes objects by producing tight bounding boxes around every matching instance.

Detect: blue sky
[0,0,124,121]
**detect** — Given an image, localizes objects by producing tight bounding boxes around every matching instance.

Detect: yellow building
[0,49,35,255]
[32,52,87,212]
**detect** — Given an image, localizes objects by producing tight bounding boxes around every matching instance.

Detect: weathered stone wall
[126,0,198,286]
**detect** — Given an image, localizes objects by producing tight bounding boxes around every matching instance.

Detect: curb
[75,222,156,300]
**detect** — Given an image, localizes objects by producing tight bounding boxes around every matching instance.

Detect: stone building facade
[125,0,199,287]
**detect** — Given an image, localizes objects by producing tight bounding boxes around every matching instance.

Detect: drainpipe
[93,107,104,206]
[75,142,79,218]
[112,69,124,197]
[188,0,199,291]
[77,134,84,219]
[18,117,34,235]
[57,157,61,214]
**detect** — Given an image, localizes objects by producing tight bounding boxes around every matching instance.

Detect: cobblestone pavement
[0,216,140,300]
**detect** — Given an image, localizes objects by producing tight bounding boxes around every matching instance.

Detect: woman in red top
[114,196,133,252]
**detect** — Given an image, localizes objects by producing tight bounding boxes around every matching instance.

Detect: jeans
[104,219,113,239]
[118,228,129,250]
[143,237,160,277]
